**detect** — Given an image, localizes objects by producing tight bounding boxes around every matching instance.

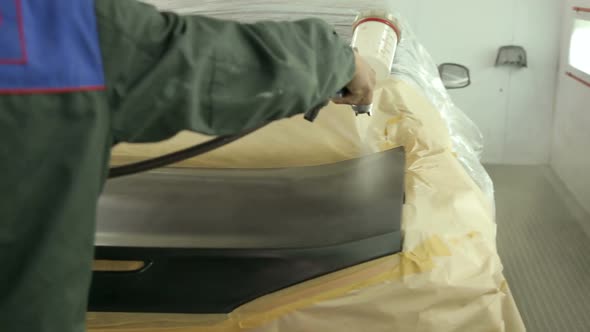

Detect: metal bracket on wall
[495,45,527,68]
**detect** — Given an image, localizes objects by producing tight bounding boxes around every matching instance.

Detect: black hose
[107,100,333,179]
[108,125,265,179]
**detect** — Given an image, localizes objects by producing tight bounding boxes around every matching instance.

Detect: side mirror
[438,63,471,89]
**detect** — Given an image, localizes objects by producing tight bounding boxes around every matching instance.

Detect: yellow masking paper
[92,79,525,332]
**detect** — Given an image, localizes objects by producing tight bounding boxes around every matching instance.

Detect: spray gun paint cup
[350,10,401,116]
[305,10,400,122]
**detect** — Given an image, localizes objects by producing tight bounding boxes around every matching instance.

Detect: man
[0,0,376,331]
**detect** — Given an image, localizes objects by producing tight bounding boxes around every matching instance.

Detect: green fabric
[0,0,354,331]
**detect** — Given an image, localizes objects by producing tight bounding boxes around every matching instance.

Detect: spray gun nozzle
[337,88,373,116]
[352,104,372,116]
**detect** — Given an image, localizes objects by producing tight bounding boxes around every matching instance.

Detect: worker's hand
[332,50,376,106]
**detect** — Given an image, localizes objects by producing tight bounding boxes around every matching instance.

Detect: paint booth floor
[486,165,590,332]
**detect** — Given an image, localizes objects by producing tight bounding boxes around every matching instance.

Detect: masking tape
[88,236,453,332]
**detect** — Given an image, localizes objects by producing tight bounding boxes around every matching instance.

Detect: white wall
[390,0,562,164]
[551,0,590,214]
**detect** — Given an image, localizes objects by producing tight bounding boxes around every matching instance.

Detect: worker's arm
[96,0,358,142]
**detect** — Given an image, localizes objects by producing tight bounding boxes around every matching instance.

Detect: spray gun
[109,10,400,179]
[304,10,401,122]
[303,88,372,122]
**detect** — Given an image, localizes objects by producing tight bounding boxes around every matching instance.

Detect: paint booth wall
[389,0,562,164]
[551,0,590,215]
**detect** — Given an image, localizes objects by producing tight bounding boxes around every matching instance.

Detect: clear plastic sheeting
[143,0,387,41]
[135,0,494,205]
[389,16,496,206]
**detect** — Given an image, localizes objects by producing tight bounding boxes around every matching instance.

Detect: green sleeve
[95,0,355,142]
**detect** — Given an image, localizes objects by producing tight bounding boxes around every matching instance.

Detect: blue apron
[0,0,104,94]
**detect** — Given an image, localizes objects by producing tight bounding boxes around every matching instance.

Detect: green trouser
[0,0,355,331]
